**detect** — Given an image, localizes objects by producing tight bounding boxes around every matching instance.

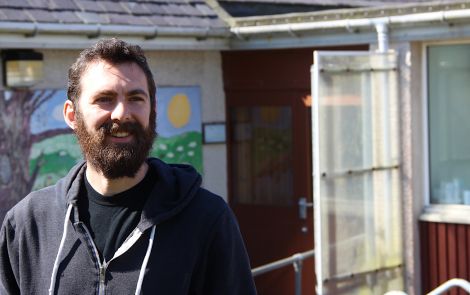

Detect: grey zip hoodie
[0,158,257,294]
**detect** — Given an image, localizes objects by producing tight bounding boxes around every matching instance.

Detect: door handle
[298,197,313,219]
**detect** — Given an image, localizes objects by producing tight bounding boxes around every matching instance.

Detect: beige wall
[37,49,228,200]
[408,41,426,295]
[390,41,425,295]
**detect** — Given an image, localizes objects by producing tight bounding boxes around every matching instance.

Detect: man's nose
[110,101,130,121]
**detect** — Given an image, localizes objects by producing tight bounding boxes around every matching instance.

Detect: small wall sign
[203,122,226,144]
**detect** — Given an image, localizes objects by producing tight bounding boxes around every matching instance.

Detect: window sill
[420,204,470,225]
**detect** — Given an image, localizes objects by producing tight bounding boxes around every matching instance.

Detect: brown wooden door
[227,90,313,295]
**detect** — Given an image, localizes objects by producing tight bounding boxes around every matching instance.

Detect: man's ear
[63,100,77,130]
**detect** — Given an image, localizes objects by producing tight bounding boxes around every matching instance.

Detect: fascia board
[229,21,470,50]
[0,33,230,50]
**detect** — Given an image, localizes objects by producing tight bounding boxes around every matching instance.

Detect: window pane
[428,44,470,205]
[230,106,293,206]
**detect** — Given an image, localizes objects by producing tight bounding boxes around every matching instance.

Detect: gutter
[0,22,230,39]
[230,8,470,36]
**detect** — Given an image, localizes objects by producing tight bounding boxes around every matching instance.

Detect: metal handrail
[385,278,470,295]
[251,252,470,295]
[251,249,315,295]
[251,249,315,276]
[427,278,470,295]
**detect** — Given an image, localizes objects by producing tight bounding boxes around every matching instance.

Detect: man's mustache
[99,120,143,135]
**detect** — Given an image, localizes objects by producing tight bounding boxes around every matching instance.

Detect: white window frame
[420,40,470,224]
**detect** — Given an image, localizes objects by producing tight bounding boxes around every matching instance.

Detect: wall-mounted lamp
[2,50,44,88]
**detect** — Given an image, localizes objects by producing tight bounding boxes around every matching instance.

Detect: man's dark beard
[74,111,156,179]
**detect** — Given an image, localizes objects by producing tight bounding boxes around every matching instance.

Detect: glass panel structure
[230,106,293,206]
[428,44,470,205]
[313,52,403,294]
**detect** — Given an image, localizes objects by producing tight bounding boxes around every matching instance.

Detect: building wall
[413,39,470,294]
[420,221,470,294]
[34,49,228,200]
[407,39,470,294]
[395,41,426,295]
[407,41,427,295]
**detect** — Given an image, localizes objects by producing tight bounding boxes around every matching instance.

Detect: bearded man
[0,38,256,295]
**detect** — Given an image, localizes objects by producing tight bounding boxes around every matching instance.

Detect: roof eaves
[0,21,230,38]
[232,0,470,27]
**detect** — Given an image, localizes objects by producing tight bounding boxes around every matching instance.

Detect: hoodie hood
[140,158,202,230]
[57,157,202,230]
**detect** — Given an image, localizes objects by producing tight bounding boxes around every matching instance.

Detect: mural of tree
[0,90,71,220]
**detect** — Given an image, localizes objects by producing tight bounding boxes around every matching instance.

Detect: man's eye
[96,96,112,103]
[129,96,144,102]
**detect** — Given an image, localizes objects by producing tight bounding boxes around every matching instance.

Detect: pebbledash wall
[13,49,227,201]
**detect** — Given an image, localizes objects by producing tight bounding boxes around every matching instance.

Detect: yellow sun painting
[167,93,191,128]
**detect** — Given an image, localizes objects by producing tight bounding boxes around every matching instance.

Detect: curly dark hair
[67,38,156,108]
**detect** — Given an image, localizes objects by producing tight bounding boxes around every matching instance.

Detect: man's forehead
[79,60,147,89]
[74,61,149,107]
[82,59,142,76]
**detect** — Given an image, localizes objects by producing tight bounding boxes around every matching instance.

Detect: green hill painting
[1,86,203,219]
[30,132,203,190]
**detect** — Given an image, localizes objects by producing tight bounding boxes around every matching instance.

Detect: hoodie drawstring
[49,203,73,295]
[48,204,156,295]
[135,225,156,295]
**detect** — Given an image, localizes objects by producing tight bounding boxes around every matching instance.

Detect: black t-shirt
[78,167,155,262]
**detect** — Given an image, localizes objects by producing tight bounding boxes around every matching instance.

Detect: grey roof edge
[0,22,231,38]
[232,0,470,27]
[217,0,387,7]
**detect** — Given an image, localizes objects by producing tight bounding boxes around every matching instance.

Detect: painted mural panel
[150,86,202,172]
[0,86,202,220]
[30,90,79,190]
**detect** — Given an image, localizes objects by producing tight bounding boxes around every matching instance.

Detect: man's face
[73,60,156,179]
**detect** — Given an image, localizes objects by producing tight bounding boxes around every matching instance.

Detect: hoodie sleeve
[201,206,257,295]
[0,215,20,295]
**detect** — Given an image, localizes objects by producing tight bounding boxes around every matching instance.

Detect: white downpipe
[375,22,389,53]
[231,9,470,36]
[375,21,396,277]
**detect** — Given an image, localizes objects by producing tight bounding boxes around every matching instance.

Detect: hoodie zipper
[79,224,146,295]
[79,224,107,295]
[99,265,106,294]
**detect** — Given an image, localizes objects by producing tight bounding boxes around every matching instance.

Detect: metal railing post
[251,249,315,295]
[293,254,303,295]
